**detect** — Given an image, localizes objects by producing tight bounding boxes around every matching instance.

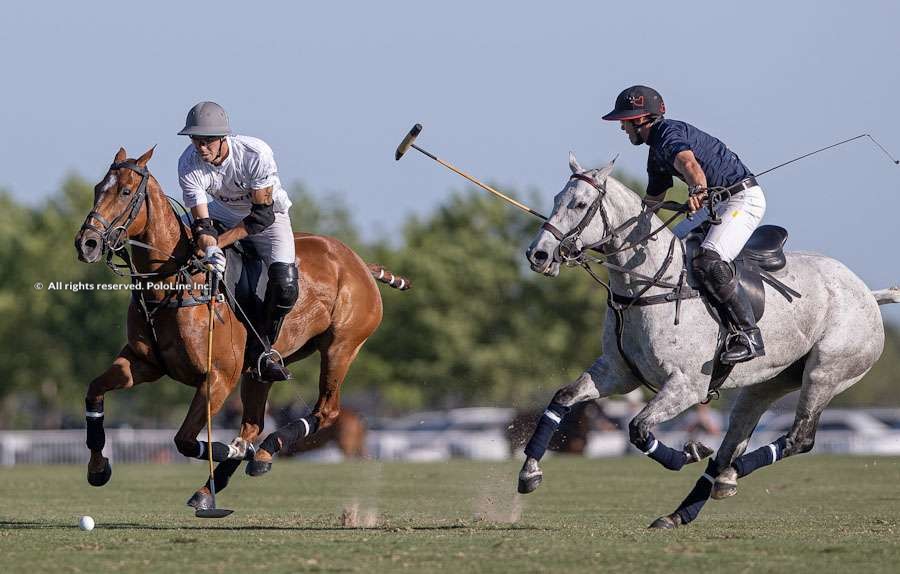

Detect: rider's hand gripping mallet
[195,272,233,519]
[395,123,548,221]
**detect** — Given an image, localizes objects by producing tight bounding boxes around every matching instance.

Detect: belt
[726,176,758,194]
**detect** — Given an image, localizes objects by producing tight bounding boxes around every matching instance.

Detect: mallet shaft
[412,144,547,220]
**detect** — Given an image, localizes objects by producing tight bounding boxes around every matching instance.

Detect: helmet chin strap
[630,116,660,145]
[211,137,228,165]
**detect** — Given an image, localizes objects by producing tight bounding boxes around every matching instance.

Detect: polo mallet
[395,123,548,221]
[195,272,233,519]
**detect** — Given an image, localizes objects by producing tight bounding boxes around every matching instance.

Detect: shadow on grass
[0,520,548,532]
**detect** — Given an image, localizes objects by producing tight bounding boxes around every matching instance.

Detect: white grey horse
[520,152,900,528]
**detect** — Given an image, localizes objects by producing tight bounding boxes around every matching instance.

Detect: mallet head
[395,123,422,160]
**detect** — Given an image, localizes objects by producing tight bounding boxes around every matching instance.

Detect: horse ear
[596,154,618,180]
[569,151,583,174]
[114,147,127,163]
[136,145,156,167]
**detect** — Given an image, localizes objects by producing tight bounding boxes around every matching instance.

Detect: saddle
[685,224,800,397]
[685,224,797,324]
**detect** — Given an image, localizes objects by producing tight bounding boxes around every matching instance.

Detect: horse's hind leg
[248,334,367,476]
[649,375,800,529]
[711,370,803,500]
[85,346,162,486]
[727,348,870,483]
[518,358,639,494]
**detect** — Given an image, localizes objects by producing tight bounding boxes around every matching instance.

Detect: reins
[544,173,707,396]
[83,161,276,374]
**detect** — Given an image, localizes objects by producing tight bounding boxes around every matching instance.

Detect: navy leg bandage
[524,402,571,460]
[638,432,689,471]
[733,436,787,478]
[261,415,320,454]
[674,460,717,525]
[85,398,105,451]
[193,441,233,462]
[208,458,243,493]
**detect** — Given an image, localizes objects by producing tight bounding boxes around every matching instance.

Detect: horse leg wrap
[639,432,689,471]
[85,398,105,451]
[733,435,787,478]
[260,415,320,454]
[193,441,233,462]
[207,458,243,493]
[524,402,571,460]
[674,460,717,525]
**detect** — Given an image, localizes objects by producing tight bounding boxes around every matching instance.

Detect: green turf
[1,456,898,573]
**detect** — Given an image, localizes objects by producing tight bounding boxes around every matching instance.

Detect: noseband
[80,161,150,254]
[540,173,615,261]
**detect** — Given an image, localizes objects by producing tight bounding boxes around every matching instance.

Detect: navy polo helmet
[602,86,666,121]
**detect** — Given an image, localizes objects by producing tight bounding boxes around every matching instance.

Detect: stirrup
[721,331,763,364]
[254,349,292,381]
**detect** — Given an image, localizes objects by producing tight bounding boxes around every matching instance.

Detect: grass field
[1,456,898,573]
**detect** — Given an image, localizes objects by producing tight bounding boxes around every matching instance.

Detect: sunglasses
[191,136,223,146]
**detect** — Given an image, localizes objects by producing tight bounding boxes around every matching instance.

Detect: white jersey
[178,135,292,217]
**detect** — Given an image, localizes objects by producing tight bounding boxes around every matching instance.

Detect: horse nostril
[84,239,98,251]
[533,250,548,262]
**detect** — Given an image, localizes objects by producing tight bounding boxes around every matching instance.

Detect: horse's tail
[368,264,411,291]
[872,286,900,305]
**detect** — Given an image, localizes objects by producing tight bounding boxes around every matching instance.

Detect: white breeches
[672,185,766,262]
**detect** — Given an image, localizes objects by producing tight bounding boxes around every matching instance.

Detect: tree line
[2,173,898,429]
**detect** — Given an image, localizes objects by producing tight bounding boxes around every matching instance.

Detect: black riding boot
[250,262,299,381]
[720,285,765,364]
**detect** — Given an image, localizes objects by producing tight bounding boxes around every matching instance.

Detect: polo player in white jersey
[177,101,297,381]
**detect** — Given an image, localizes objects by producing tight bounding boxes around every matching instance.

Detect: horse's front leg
[518,358,639,494]
[627,370,712,474]
[172,369,241,463]
[187,375,272,511]
[85,346,162,486]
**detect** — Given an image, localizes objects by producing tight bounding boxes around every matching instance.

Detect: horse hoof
[245,460,272,477]
[187,490,213,511]
[712,482,738,500]
[87,458,112,487]
[684,440,714,463]
[648,514,681,529]
[711,467,738,500]
[517,471,542,494]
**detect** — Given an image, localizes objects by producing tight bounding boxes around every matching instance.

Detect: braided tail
[873,286,900,305]
[368,264,412,291]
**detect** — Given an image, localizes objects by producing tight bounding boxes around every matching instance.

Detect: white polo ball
[78,515,95,531]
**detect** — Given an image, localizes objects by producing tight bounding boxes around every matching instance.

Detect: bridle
[540,172,676,264]
[80,161,152,256]
[540,173,616,262]
[536,170,705,397]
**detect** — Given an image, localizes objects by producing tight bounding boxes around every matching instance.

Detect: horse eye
[575,201,587,209]
[121,186,132,196]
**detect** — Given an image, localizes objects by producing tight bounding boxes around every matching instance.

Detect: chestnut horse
[74,147,407,508]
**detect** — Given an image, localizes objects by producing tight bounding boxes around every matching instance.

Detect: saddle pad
[223,240,268,327]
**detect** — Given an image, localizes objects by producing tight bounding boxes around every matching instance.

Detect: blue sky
[2,1,898,323]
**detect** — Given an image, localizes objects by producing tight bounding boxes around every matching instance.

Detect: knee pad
[692,248,735,301]
[267,262,299,310]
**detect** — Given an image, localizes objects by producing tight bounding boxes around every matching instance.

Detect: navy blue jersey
[645,119,752,198]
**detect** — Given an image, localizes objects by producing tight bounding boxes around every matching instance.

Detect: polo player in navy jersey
[603,86,766,363]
